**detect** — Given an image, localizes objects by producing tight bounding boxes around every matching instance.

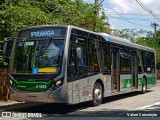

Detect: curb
[156,80,160,83]
[0,101,22,109]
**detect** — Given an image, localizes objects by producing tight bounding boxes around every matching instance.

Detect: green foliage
[32,0,110,32]
[1,2,49,37]
[112,29,142,42]
[156,30,160,38]
[0,0,111,66]
[0,1,50,66]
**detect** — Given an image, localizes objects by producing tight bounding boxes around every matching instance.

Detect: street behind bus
[1,82,160,118]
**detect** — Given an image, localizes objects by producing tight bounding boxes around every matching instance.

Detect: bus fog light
[56,80,62,86]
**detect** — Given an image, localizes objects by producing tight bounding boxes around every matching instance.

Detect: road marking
[145,107,160,110]
[134,102,160,110]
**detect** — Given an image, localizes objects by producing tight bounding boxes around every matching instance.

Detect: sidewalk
[0,100,20,108]
[156,79,160,83]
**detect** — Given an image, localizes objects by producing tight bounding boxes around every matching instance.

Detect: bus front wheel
[141,79,147,94]
[90,82,103,106]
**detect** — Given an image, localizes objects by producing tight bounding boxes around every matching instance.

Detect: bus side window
[69,44,76,66]
[68,42,77,82]
[69,43,86,66]
[138,55,142,73]
[88,40,100,72]
[75,42,87,77]
[120,48,131,74]
[141,51,154,73]
[76,44,86,66]
[151,52,155,73]
[68,36,88,82]
[102,41,111,73]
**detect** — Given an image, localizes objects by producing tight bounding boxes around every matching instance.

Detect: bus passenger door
[111,47,120,93]
[68,38,90,103]
[131,51,138,89]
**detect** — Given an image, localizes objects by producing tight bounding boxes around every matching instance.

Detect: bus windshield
[12,39,64,74]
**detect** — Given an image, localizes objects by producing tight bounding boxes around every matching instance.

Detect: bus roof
[98,32,155,52]
[19,25,155,52]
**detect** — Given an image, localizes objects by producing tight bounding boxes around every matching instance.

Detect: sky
[85,0,160,32]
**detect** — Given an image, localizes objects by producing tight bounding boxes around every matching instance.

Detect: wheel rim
[143,82,146,91]
[94,86,102,101]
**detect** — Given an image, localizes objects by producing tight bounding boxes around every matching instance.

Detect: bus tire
[90,82,103,106]
[141,79,147,94]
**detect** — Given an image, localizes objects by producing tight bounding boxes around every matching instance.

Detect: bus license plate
[27,96,37,101]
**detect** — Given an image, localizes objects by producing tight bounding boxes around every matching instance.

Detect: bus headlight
[56,80,62,86]
[49,79,63,91]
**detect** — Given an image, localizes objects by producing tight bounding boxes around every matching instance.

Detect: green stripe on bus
[123,77,156,88]
[138,77,156,86]
[147,77,156,85]
[138,78,143,86]
[123,79,132,88]
[12,79,54,91]
[123,78,142,88]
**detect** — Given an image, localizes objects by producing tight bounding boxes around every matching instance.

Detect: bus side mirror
[2,37,14,57]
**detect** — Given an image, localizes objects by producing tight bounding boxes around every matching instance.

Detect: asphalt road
[1,82,160,119]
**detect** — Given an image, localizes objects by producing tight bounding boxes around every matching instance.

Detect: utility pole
[93,0,104,31]
[93,0,99,32]
[151,22,159,38]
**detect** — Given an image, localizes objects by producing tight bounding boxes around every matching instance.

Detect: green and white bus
[7,25,156,106]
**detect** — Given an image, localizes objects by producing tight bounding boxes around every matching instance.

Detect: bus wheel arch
[90,79,104,106]
[142,76,147,94]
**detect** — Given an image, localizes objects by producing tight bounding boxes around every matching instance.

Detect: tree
[136,37,160,65]
[0,1,50,66]
[0,0,111,66]
[112,29,143,42]
[34,0,111,32]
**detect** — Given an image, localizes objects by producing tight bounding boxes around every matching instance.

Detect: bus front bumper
[9,86,67,103]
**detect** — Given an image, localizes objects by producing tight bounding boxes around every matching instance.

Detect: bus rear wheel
[90,82,103,106]
[141,79,147,94]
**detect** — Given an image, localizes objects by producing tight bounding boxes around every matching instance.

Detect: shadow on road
[1,90,153,116]
[102,90,153,104]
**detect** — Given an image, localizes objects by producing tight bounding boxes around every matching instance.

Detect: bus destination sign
[31,30,54,37]
[18,27,66,38]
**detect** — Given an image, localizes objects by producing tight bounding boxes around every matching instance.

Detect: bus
[7,25,156,106]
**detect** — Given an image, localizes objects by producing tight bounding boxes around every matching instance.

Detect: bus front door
[131,51,138,89]
[111,47,120,93]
